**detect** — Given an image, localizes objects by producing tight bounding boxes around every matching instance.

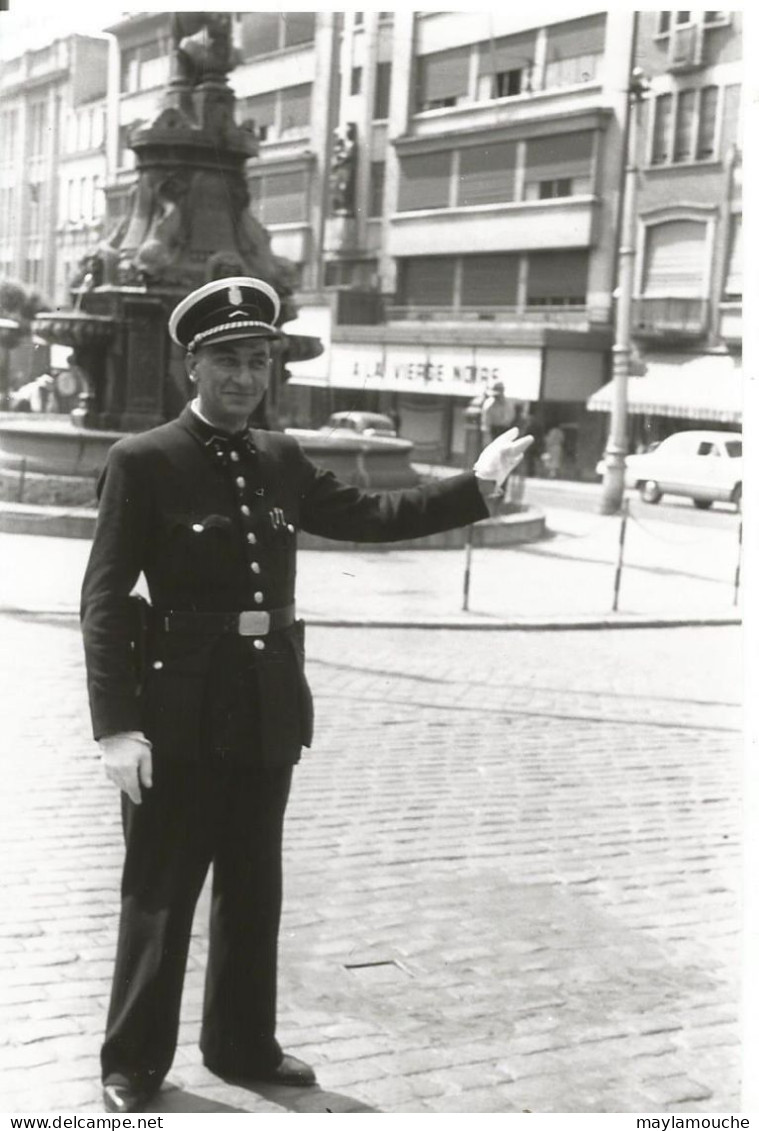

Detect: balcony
[385,304,591,328]
[632,297,709,342]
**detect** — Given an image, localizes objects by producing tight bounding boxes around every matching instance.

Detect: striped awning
[587,353,743,424]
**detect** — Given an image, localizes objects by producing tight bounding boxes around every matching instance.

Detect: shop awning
[587,353,743,423]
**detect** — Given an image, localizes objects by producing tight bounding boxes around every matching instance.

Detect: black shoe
[206,1052,317,1088]
[102,1080,158,1113]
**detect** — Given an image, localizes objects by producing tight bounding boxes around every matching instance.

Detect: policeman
[81,277,532,1113]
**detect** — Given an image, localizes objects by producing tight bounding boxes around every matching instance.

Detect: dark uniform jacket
[81,405,488,767]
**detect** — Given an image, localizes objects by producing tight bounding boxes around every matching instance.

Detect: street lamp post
[600,60,649,515]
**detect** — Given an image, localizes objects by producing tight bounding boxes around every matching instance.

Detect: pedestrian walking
[80,276,533,1114]
[480,380,516,444]
[541,424,565,479]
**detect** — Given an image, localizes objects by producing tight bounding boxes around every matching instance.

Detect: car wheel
[732,483,742,513]
[693,499,713,510]
[639,480,662,504]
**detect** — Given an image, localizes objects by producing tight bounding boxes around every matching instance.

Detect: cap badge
[228,284,243,306]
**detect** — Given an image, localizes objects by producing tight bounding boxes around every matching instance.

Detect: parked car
[320,411,398,438]
[596,430,742,510]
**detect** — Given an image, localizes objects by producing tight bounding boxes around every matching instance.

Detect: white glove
[474,427,534,491]
[99,731,153,805]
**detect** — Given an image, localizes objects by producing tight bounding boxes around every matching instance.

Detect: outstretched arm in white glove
[99,731,153,805]
[474,427,534,496]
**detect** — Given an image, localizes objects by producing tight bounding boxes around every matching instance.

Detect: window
[460,254,519,307]
[117,123,140,169]
[400,257,456,307]
[651,87,721,165]
[249,170,308,225]
[478,30,535,99]
[350,67,362,96]
[527,250,588,306]
[27,101,47,158]
[28,183,42,234]
[651,94,673,163]
[397,151,451,211]
[642,219,707,296]
[280,84,311,132]
[120,40,169,93]
[238,93,276,140]
[373,62,391,120]
[0,109,18,165]
[538,178,573,199]
[723,214,742,299]
[673,89,696,162]
[415,46,470,111]
[458,141,516,207]
[696,86,718,158]
[658,12,672,35]
[524,132,594,199]
[544,14,606,89]
[239,12,315,58]
[721,84,742,154]
[368,161,385,217]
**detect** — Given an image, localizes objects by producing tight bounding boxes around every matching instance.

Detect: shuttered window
[398,151,451,211]
[651,94,673,164]
[239,93,276,137]
[524,132,594,185]
[544,14,605,88]
[642,220,707,296]
[460,254,519,307]
[282,12,316,48]
[249,170,308,225]
[723,215,742,298]
[280,84,311,131]
[479,30,536,93]
[400,257,456,307]
[458,142,517,206]
[240,13,281,57]
[527,250,588,304]
[415,46,470,111]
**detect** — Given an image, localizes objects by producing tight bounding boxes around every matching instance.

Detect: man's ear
[185,352,197,383]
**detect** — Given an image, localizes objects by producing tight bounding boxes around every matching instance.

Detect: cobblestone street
[0,614,742,1114]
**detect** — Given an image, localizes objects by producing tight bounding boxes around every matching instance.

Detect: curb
[0,606,741,631]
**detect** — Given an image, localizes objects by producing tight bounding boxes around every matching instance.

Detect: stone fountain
[0,13,419,508]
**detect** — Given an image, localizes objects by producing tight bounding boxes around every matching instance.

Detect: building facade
[0,10,743,474]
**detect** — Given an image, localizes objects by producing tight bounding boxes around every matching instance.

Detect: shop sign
[329,343,541,399]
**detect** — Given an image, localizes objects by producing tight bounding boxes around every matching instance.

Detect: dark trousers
[101,759,293,1088]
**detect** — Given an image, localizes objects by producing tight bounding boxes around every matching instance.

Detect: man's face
[187,339,271,431]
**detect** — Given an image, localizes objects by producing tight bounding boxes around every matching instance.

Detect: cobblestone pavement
[0,616,742,1114]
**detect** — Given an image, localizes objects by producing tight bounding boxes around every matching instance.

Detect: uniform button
[240,505,250,517]
[253,639,266,651]
[152,660,164,670]
[230,451,240,462]
[235,476,245,488]
[287,523,295,533]
[250,562,261,574]
[192,523,203,533]
[254,591,264,604]
[247,532,257,544]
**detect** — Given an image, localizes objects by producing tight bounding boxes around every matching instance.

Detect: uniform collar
[178,403,258,456]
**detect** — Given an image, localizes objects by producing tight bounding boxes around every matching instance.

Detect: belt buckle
[237,610,270,636]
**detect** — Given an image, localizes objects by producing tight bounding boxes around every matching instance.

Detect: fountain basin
[0,415,420,507]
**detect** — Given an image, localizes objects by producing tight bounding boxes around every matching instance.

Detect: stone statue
[329,122,358,215]
[170,13,240,86]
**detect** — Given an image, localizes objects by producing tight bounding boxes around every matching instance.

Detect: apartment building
[587,9,743,449]
[0,34,108,302]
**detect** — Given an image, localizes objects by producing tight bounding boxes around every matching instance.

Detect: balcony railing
[631,297,709,340]
[385,303,591,326]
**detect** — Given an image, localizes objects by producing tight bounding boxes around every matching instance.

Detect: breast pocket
[166,514,236,586]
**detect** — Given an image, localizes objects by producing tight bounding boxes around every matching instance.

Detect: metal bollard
[612,497,629,612]
[462,524,474,611]
[733,517,743,608]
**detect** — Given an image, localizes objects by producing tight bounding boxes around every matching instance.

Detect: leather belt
[159,604,296,636]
